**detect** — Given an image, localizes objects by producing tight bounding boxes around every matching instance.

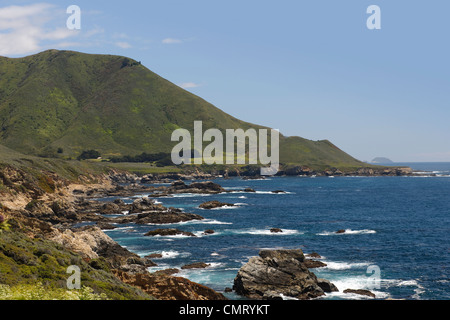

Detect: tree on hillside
[77,150,101,160]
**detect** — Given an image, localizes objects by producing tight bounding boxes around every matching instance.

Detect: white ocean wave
[103,226,132,232]
[317,229,376,236]
[192,219,232,225]
[151,233,195,239]
[145,219,232,226]
[208,205,239,210]
[255,191,293,194]
[228,190,293,195]
[171,193,213,198]
[137,250,190,259]
[193,230,221,237]
[323,276,388,300]
[147,264,173,273]
[178,262,225,275]
[322,261,372,271]
[383,279,425,299]
[231,228,302,236]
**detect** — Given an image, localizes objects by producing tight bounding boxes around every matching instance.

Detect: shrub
[77,150,101,161]
[0,283,109,300]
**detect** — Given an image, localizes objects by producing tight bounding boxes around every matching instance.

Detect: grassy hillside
[0,229,152,300]
[0,49,364,170]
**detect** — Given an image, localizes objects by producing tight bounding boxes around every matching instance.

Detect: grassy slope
[0,49,364,170]
[0,229,153,300]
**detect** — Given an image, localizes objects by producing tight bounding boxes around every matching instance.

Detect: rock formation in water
[233,249,338,300]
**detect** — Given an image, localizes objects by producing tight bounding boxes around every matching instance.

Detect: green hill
[0,49,364,170]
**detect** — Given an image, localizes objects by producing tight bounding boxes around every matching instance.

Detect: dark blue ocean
[101,163,450,300]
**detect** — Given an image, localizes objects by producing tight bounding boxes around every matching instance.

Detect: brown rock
[96,222,117,230]
[145,253,163,259]
[144,228,196,237]
[99,202,122,215]
[306,252,322,259]
[113,270,227,300]
[270,228,283,233]
[233,249,336,300]
[181,262,211,270]
[336,229,346,234]
[317,279,339,292]
[343,289,376,298]
[153,268,180,276]
[134,210,204,225]
[199,201,234,209]
[304,259,327,268]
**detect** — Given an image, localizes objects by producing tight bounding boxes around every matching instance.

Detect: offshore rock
[144,228,196,237]
[199,201,235,209]
[233,249,337,300]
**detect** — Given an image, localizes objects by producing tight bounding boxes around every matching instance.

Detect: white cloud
[162,37,183,44]
[115,41,132,49]
[0,3,77,56]
[113,32,129,39]
[179,82,202,89]
[84,27,104,38]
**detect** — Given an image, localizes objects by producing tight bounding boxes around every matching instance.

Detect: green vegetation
[0,229,153,300]
[0,283,108,300]
[77,149,101,160]
[0,49,365,171]
[109,152,171,164]
[0,214,10,231]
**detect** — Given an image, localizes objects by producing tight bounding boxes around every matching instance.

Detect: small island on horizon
[371,157,394,164]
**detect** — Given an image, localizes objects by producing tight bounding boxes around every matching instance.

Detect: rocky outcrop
[275,165,414,177]
[343,289,376,298]
[199,201,235,209]
[50,226,155,273]
[150,180,226,197]
[127,209,204,225]
[304,259,327,268]
[113,270,227,300]
[99,202,122,215]
[144,228,196,237]
[181,262,211,270]
[233,249,338,300]
[74,198,205,225]
[129,197,163,213]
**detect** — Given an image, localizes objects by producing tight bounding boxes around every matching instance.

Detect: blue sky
[1,0,449,162]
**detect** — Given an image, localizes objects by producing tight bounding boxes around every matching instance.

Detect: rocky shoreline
[108,165,418,185]
[0,166,405,300]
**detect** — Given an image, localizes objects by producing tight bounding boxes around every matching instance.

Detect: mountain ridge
[0,49,364,170]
